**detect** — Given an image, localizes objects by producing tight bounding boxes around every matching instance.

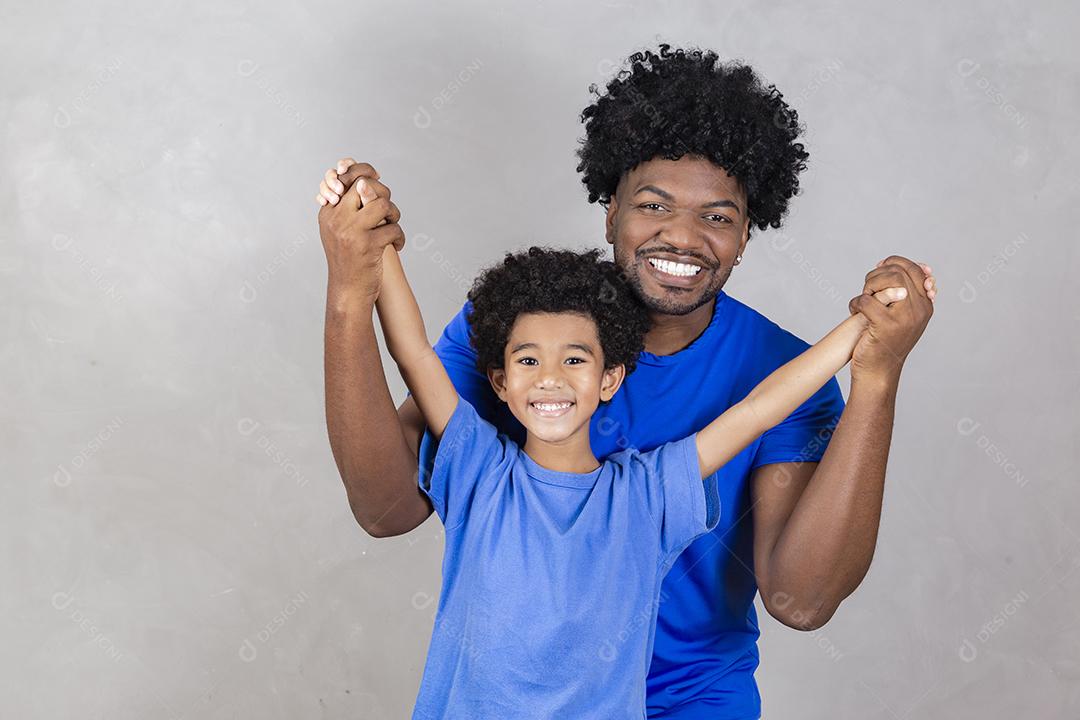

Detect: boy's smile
[528,399,575,418]
[488,312,625,473]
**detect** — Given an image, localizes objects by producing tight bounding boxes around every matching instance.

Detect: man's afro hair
[575,43,809,234]
[466,246,649,376]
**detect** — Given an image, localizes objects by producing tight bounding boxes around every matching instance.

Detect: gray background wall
[3,0,1078,717]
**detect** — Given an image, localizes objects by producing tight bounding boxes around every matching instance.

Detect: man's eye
[706,214,732,223]
[639,202,665,211]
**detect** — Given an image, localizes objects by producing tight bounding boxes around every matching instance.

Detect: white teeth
[648,257,702,277]
[532,401,572,411]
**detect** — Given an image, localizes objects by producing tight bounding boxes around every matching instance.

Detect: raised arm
[695,287,906,478]
[319,161,433,537]
[374,237,459,440]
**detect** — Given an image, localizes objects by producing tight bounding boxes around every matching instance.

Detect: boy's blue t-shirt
[412,395,722,719]
[422,290,846,720]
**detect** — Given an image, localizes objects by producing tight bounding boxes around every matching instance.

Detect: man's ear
[604,196,619,246]
[735,219,750,264]
[487,367,508,402]
[599,364,627,402]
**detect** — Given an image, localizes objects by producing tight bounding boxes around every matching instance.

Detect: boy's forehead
[508,312,599,345]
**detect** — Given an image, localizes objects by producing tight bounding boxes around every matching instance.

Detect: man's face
[488,312,624,444]
[605,155,750,316]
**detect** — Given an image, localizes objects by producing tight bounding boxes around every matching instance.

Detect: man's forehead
[624,157,745,198]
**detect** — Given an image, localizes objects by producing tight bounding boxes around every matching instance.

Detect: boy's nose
[536,372,564,388]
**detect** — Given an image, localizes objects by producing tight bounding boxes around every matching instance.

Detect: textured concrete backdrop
[3,0,1078,717]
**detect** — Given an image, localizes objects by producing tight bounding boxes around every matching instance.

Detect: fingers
[336,157,356,174]
[870,255,929,298]
[338,164,383,198]
[871,286,908,305]
[341,175,391,213]
[319,177,340,206]
[863,259,927,305]
[849,292,892,326]
[370,220,406,252]
[314,160,382,207]
[874,256,938,302]
[356,195,400,229]
[923,269,937,302]
[355,177,392,204]
[336,158,380,179]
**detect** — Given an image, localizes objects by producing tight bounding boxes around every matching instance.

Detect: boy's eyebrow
[510,342,596,356]
[634,184,741,212]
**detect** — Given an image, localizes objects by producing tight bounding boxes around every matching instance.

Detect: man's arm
[325,298,434,537]
[751,256,935,631]
[319,161,433,537]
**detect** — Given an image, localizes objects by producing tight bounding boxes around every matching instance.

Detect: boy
[372,239,905,719]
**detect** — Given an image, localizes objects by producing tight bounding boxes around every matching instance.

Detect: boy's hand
[316,159,404,304]
[848,256,936,383]
[316,156,372,207]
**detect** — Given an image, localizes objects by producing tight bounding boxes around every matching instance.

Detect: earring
[735,255,742,264]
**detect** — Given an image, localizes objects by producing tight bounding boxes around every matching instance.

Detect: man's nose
[659,210,706,251]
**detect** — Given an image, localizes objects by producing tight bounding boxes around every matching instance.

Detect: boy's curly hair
[466,246,649,377]
[576,43,809,235]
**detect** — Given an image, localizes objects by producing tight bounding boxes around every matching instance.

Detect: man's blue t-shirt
[411,395,722,719]
[424,290,846,720]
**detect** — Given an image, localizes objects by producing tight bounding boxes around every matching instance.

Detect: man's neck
[643,297,717,356]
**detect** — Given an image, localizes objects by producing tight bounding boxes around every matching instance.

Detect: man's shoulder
[433,299,473,345]
[721,291,815,361]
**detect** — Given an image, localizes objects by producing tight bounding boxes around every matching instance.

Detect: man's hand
[848,256,937,384]
[316,159,404,305]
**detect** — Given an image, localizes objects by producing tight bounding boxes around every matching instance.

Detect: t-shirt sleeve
[751,354,846,470]
[637,435,722,571]
[417,394,508,532]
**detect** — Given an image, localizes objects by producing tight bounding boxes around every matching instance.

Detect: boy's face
[605,155,750,316]
[488,312,625,444]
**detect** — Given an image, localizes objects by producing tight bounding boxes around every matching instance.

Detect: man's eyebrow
[510,342,596,356]
[634,184,741,213]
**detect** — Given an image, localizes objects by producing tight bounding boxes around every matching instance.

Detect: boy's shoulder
[601,435,699,476]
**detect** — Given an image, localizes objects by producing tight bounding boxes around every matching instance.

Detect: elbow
[348,491,430,539]
[351,507,408,539]
[360,522,402,539]
[762,589,837,632]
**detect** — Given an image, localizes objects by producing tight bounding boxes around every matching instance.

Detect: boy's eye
[516,356,586,365]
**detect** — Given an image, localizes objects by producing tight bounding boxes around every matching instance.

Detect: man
[316,45,935,720]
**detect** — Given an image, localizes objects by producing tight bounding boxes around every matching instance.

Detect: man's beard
[615,245,730,316]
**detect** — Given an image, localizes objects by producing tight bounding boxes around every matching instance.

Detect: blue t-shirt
[425,290,846,720]
[412,395,722,719]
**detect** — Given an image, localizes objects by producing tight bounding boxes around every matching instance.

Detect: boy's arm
[695,287,905,478]
[374,241,459,441]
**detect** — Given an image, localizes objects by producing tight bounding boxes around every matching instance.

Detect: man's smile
[642,253,711,288]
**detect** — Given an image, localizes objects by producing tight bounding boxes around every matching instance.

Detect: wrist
[850,367,902,396]
[327,282,376,315]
